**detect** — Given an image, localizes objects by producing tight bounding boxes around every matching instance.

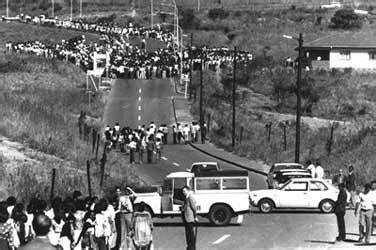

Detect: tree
[179,8,200,29]
[330,9,362,29]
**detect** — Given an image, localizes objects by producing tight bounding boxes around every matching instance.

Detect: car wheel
[319,199,334,213]
[258,199,274,213]
[133,203,154,217]
[209,204,232,226]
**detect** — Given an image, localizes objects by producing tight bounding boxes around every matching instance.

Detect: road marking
[139,88,142,93]
[173,162,180,167]
[138,96,141,101]
[161,157,167,160]
[138,105,141,111]
[212,234,231,245]
[138,115,141,121]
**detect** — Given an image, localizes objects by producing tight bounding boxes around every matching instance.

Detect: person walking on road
[181,186,198,250]
[129,138,137,164]
[346,165,357,208]
[146,136,155,164]
[335,183,347,242]
[355,183,374,244]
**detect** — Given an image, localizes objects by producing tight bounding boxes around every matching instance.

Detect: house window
[339,51,351,60]
[369,51,376,60]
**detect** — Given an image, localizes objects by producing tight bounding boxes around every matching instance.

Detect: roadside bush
[208,8,229,20]
[330,9,362,29]
[179,8,200,29]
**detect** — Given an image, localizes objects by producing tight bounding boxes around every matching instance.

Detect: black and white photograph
[1,0,376,249]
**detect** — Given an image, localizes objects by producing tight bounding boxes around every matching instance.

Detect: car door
[308,180,329,208]
[278,181,310,208]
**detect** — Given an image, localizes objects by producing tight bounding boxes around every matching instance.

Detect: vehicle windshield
[279,179,292,190]
[274,164,304,171]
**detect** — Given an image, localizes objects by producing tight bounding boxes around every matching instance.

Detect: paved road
[103,78,374,249]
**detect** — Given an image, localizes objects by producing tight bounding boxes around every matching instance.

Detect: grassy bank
[190,69,376,186]
[0,53,144,201]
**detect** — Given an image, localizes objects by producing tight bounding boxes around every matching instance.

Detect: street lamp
[283,33,303,163]
[70,0,73,21]
[232,47,237,148]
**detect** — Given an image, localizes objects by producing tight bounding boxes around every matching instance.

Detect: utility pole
[80,0,82,18]
[232,47,237,148]
[52,0,54,18]
[295,33,303,163]
[6,0,9,18]
[151,0,153,28]
[197,0,200,11]
[189,33,193,100]
[71,0,73,21]
[199,48,204,129]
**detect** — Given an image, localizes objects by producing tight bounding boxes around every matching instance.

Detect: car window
[222,178,247,190]
[284,181,308,191]
[309,181,328,191]
[196,178,221,190]
[162,179,172,194]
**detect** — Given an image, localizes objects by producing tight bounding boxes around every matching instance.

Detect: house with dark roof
[303,30,376,70]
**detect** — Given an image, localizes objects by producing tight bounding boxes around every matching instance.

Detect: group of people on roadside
[104,122,167,164]
[0,187,153,250]
[332,165,376,245]
[103,120,208,164]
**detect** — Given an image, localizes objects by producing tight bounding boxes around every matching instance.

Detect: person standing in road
[115,187,134,250]
[172,125,177,144]
[129,138,137,164]
[346,165,357,208]
[201,122,207,144]
[315,160,324,179]
[306,160,315,178]
[335,183,347,242]
[146,136,155,164]
[181,186,198,250]
[355,183,374,244]
[333,169,346,187]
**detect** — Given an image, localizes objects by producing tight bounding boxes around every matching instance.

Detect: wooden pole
[50,168,56,202]
[86,160,92,198]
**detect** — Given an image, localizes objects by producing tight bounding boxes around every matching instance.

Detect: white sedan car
[320,2,342,9]
[250,178,338,213]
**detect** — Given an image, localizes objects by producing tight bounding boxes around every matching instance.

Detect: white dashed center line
[138,105,141,111]
[138,96,141,101]
[139,88,142,93]
[212,234,231,245]
[161,157,167,160]
[173,162,180,167]
[138,115,141,121]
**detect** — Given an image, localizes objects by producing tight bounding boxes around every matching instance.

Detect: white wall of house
[330,49,376,69]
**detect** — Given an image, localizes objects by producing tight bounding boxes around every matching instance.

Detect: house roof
[303,30,376,49]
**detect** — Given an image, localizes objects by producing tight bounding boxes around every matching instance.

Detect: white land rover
[129,170,251,226]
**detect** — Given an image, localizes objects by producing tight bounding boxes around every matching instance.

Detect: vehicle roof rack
[195,170,248,177]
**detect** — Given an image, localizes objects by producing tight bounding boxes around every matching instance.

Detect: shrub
[179,8,200,29]
[330,9,362,29]
[208,8,229,20]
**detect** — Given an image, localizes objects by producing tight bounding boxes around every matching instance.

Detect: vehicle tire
[319,199,335,213]
[258,199,274,213]
[209,204,232,226]
[134,203,154,217]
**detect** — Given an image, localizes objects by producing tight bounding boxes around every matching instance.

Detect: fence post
[95,134,100,160]
[86,160,92,198]
[100,149,107,187]
[50,168,56,202]
[239,126,244,145]
[283,125,287,151]
[92,129,97,153]
[207,113,211,133]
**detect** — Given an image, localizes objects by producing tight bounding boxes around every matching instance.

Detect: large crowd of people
[0,187,153,250]
[4,15,253,80]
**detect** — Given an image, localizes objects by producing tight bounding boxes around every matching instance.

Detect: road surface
[103,78,369,249]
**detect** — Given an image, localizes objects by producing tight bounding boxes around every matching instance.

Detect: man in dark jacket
[335,183,348,242]
[346,165,356,208]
